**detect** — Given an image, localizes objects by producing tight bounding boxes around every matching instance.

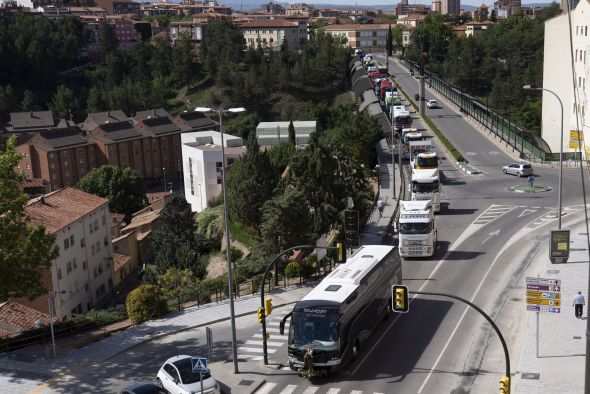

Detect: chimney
[40,194,45,204]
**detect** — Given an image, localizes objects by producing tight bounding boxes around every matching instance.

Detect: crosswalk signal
[336,242,344,263]
[257,307,264,323]
[264,297,272,316]
[392,285,409,313]
[499,376,510,393]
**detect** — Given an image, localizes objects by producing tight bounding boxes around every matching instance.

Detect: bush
[125,284,168,324]
[284,262,301,278]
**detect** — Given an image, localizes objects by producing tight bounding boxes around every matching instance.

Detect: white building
[24,188,114,320]
[542,0,590,159]
[256,121,316,146]
[182,131,245,213]
[441,0,460,15]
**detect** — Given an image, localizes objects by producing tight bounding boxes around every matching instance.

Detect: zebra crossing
[238,311,290,362]
[255,382,386,394]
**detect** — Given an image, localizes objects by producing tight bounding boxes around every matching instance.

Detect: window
[93,267,98,278]
[94,220,98,231]
[100,283,106,295]
[66,261,72,274]
[102,215,106,226]
[91,245,95,256]
[98,263,104,274]
[57,268,62,280]
[96,241,101,252]
[104,236,108,247]
[89,222,94,234]
[70,235,75,246]
[85,282,89,292]
[83,261,87,270]
[189,158,194,195]
[96,288,100,298]
[108,278,113,289]
[81,238,85,247]
[73,258,78,269]
[64,238,70,250]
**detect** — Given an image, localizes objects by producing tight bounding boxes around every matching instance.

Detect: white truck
[411,168,440,213]
[398,200,437,258]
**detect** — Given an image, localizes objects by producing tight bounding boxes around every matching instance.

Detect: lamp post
[48,290,67,358]
[390,107,396,200]
[195,106,246,374]
[522,85,564,229]
[162,167,166,193]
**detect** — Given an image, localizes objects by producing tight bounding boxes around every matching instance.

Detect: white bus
[280,245,402,374]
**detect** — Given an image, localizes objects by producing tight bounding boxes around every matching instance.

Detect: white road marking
[264,327,282,333]
[253,333,287,340]
[256,382,277,394]
[326,389,341,394]
[238,354,263,361]
[245,340,284,347]
[350,391,364,394]
[238,347,276,353]
[518,209,537,218]
[279,384,298,394]
[301,387,319,394]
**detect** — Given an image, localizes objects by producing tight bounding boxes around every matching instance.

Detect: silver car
[502,163,533,177]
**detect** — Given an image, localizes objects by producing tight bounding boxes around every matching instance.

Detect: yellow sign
[526,291,561,299]
[527,298,561,306]
[557,242,568,250]
[527,291,541,298]
[570,141,582,149]
[570,130,583,139]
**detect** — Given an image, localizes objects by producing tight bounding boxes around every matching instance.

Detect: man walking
[528,175,535,189]
[376,198,384,217]
[573,291,585,319]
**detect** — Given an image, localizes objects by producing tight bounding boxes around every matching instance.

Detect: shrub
[284,262,301,278]
[125,284,167,324]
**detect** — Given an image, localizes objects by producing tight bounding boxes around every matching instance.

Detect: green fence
[401,60,576,162]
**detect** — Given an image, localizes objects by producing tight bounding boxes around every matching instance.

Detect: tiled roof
[22,178,46,188]
[92,121,143,142]
[239,19,298,28]
[25,187,108,234]
[10,111,56,130]
[110,212,126,228]
[146,191,172,204]
[0,300,55,338]
[113,252,132,272]
[86,111,129,127]
[141,117,181,136]
[176,111,218,130]
[323,23,390,31]
[135,108,171,120]
[35,127,91,150]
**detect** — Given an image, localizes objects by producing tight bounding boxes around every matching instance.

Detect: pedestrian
[376,198,384,217]
[573,291,585,319]
[528,175,535,189]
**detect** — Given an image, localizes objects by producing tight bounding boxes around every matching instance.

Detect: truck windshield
[413,182,439,193]
[399,222,432,234]
[289,309,339,352]
[416,157,437,168]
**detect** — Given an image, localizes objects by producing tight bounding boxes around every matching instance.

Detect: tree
[151,194,199,272]
[171,32,197,87]
[157,268,199,309]
[0,137,59,301]
[20,90,35,111]
[125,284,167,324]
[0,85,17,122]
[386,24,393,56]
[49,84,76,119]
[288,120,296,146]
[75,165,147,218]
[98,21,119,58]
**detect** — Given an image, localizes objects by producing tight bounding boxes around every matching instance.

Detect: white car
[157,355,219,394]
[426,100,438,109]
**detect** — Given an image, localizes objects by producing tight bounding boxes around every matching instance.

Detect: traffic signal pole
[260,244,343,364]
[409,290,511,393]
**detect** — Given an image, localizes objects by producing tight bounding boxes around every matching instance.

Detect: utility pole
[419,37,426,115]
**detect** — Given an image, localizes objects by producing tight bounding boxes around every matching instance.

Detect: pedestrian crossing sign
[191,357,208,373]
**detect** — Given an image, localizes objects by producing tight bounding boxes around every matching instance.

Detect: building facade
[322,24,390,50]
[23,188,114,320]
[441,0,460,15]
[240,19,301,49]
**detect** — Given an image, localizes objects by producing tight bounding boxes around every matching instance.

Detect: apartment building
[441,0,460,15]
[286,3,315,17]
[181,131,245,213]
[256,121,316,146]
[542,0,590,159]
[2,111,69,147]
[22,188,114,320]
[323,24,390,50]
[240,19,300,50]
[94,0,140,15]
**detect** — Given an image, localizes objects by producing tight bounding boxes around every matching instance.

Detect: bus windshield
[413,182,438,193]
[399,222,432,234]
[416,157,438,168]
[289,308,339,352]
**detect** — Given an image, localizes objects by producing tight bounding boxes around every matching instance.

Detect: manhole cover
[574,336,582,339]
[547,269,560,274]
[521,372,540,380]
[511,298,521,302]
[239,380,254,386]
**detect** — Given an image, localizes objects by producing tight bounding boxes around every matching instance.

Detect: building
[16,127,99,191]
[68,6,107,18]
[398,14,427,28]
[174,110,218,132]
[94,0,140,15]
[181,131,245,212]
[286,3,315,17]
[0,300,54,338]
[322,24,390,50]
[441,0,460,15]
[239,19,301,50]
[542,0,590,159]
[472,3,489,21]
[22,188,114,320]
[464,21,494,37]
[260,2,285,14]
[169,20,204,44]
[3,111,70,147]
[255,121,316,146]
[395,0,430,16]
[432,0,442,13]
[493,0,521,18]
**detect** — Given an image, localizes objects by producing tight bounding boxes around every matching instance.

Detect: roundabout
[508,184,553,193]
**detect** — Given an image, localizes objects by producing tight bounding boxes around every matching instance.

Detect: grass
[229,221,258,249]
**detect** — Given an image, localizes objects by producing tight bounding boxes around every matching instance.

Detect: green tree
[49,84,76,119]
[0,137,59,301]
[151,195,199,272]
[386,24,393,56]
[288,120,296,146]
[125,284,167,324]
[75,165,147,218]
[98,21,119,58]
[20,90,35,111]
[157,268,199,308]
[171,32,197,87]
[0,85,17,122]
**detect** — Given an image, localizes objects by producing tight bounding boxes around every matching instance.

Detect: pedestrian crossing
[238,310,290,362]
[255,382,386,394]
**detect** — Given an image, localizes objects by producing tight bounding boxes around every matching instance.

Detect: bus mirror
[280,311,292,335]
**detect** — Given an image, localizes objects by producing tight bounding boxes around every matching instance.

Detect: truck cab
[411,168,440,213]
[398,200,437,257]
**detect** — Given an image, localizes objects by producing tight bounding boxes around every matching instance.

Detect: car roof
[164,355,192,364]
[122,382,166,394]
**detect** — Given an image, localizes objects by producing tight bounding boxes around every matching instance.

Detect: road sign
[526,277,561,313]
[550,230,570,264]
[191,357,208,373]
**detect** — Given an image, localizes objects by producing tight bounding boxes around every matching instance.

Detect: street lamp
[522,85,564,229]
[48,290,67,357]
[162,167,166,193]
[195,106,246,374]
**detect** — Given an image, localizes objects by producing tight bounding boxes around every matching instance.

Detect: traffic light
[336,242,344,263]
[257,307,264,323]
[499,376,510,393]
[264,297,273,316]
[392,285,409,313]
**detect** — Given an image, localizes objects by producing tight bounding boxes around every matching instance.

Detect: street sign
[191,357,208,373]
[550,230,570,264]
[526,277,561,313]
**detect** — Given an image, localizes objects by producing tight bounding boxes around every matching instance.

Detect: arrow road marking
[482,229,501,244]
[519,209,537,218]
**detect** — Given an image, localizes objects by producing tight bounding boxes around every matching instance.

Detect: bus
[280,245,402,374]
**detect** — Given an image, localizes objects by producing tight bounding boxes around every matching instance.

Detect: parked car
[502,163,533,177]
[157,355,220,394]
[426,99,438,109]
[119,382,167,394]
